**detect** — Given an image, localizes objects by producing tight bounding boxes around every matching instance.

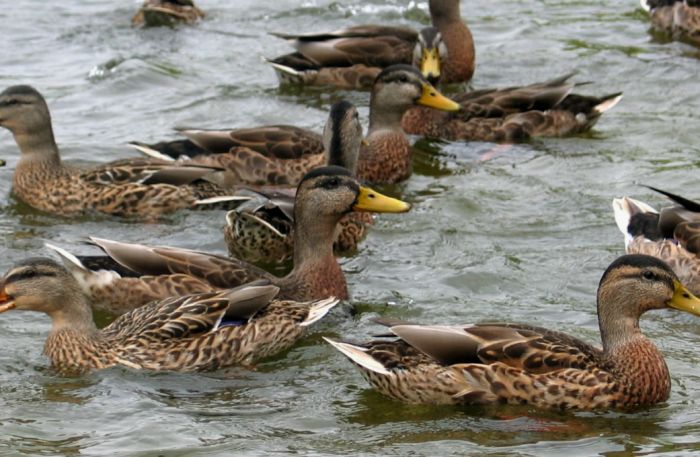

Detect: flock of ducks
[0,0,699,412]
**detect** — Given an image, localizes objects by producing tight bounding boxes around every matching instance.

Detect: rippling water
[1,0,699,455]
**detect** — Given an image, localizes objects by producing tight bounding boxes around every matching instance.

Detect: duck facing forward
[48,166,411,316]
[267,0,474,89]
[326,255,700,410]
[0,85,237,218]
[0,258,338,376]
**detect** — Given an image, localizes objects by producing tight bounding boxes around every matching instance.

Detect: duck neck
[368,95,406,135]
[48,295,100,336]
[597,289,671,404]
[12,121,62,170]
[292,207,340,273]
[430,0,461,29]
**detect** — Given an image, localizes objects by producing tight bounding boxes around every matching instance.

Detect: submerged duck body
[48,166,411,316]
[641,0,700,46]
[0,85,236,218]
[327,255,700,409]
[267,0,474,89]
[0,258,338,375]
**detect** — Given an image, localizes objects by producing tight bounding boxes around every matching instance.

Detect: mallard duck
[640,0,700,46]
[132,0,204,27]
[326,255,700,410]
[0,258,338,375]
[223,101,373,264]
[401,73,623,142]
[133,66,459,184]
[47,166,411,316]
[0,85,242,218]
[267,0,474,89]
[613,187,700,295]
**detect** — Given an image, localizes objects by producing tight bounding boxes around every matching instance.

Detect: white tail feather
[594,94,623,114]
[639,0,651,13]
[300,297,339,327]
[612,197,658,248]
[323,338,391,375]
[195,195,251,205]
[45,242,87,271]
[127,143,176,162]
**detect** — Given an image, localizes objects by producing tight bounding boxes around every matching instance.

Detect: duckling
[326,255,700,409]
[640,0,700,46]
[223,100,373,264]
[132,0,204,27]
[47,166,411,316]
[0,258,338,375]
[132,65,459,184]
[0,85,241,218]
[267,0,474,89]
[401,71,623,142]
[614,187,700,295]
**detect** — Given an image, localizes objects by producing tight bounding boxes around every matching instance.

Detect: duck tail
[323,338,391,375]
[194,195,252,211]
[45,242,88,272]
[264,58,310,85]
[612,197,659,247]
[127,142,176,162]
[593,93,623,115]
[639,0,652,13]
[300,297,340,327]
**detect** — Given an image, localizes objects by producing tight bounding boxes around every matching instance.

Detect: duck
[0,258,338,376]
[132,0,204,27]
[613,187,700,295]
[223,101,373,264]
[46,166,411,316]
[133,65,459,184]
[267,0,474,89]
[640,0,700,46]
[325,254,700,410]
[401,72,623,142]
[0,85,241,218]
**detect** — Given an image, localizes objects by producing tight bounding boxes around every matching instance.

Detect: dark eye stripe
[5,269,55,284]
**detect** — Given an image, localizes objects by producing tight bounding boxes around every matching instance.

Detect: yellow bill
[0,289,15,313]
[417,83,460,112]
[353,186,411,213]
[668,280,700,316]
[420,47,441,82]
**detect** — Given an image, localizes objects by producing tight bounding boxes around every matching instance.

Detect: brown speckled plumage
[327,255,700,410]
[0,258,338,375]
[132,0,204,27]
[643,0,700,45]
[0,85,235,218]
[614,191,700,295]
[267,0,473,89]
[49,167,410,315]
[401,74,623,142]
[223,102,375,264]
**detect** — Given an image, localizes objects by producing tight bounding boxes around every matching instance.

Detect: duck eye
[398,75,408,83]
[642,271,655,281]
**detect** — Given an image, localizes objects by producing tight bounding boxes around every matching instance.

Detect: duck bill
[417,83,460,112]
[668,280,700,316]
[420,48,441,84]
[0,289,15,313]
[353,186,411,213]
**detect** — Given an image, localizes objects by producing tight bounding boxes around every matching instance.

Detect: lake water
[1,0,699,455]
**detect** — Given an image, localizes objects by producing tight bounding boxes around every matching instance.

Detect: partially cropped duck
[326,255,700,410]
[0,258,338,375]
[613,187,700,295]
[132,0,204,27]
[223,101,373,264]
[47,166,411,316]
[0,85,239,218]
[134,65,459,184]
[401,72,623,142]
[267,0,474,89]
[640,0,700,46]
